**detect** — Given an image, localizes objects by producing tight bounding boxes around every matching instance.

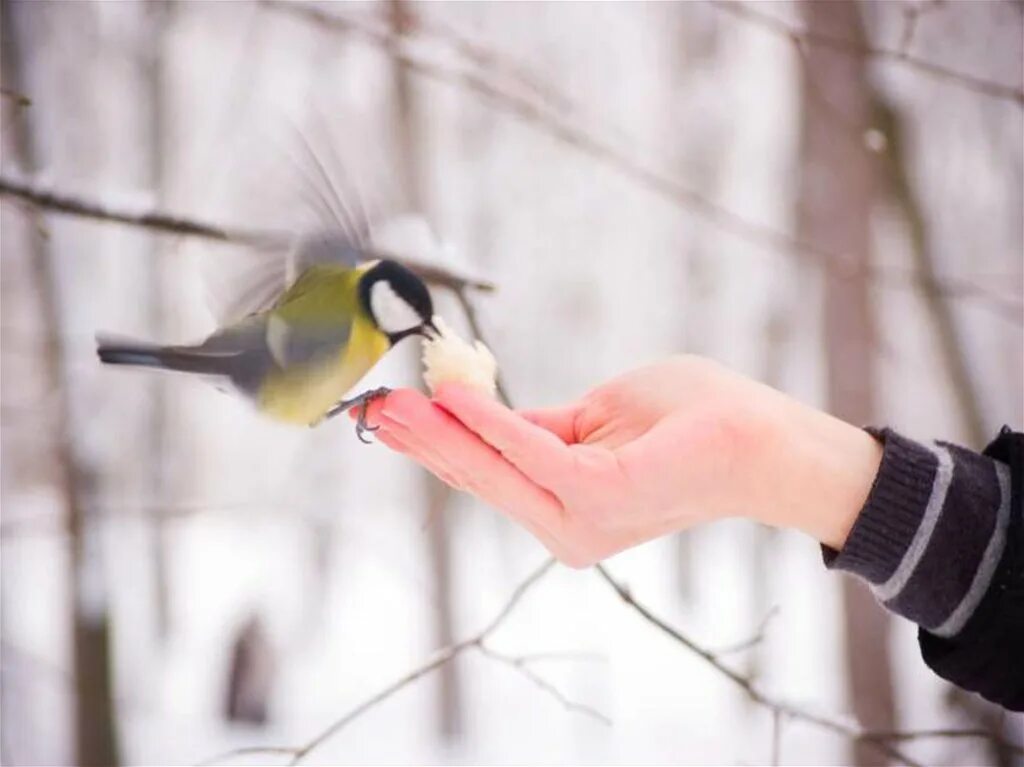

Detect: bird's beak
[421,319,440,340]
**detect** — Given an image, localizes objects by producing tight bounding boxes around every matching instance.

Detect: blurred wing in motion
[368,213,455,268]
[203,103,458,327]
[213,232,365,326]
[203,107,391,325]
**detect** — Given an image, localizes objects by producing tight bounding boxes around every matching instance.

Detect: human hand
[359,356,881,567]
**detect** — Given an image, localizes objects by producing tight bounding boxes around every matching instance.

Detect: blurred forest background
[1,1,1022,765]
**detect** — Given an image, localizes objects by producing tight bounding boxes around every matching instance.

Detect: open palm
[361,357,781,567]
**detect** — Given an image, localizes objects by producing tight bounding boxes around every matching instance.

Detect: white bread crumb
[421,316,498,397]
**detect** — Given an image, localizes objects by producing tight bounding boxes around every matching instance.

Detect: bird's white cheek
[370,281,421,334]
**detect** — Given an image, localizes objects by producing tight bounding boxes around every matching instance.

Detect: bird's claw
[325,386,392,444]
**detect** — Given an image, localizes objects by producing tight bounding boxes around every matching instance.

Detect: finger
[433,384,576,494]
[383,416,575,559]
[381,389,567,538]
[376,416,465,491]
[374,388,428,428]
[519,404,582,444]
[375,393,579,564]
[373,425,412,454]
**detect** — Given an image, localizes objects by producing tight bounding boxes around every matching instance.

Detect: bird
[97,232,437,441]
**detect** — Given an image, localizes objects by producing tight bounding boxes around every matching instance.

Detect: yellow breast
[257,316,390,426]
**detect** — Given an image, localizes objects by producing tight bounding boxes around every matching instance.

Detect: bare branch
[477,644,612,726]
[199,558,558,767]
[861,728,1022,753]
[196,746,299,767]
[453,286,513,404]
[594,563,924,767]
[259,0,830,262]
[449,280,1017,765]
[475,558,557,638]
[287,647,457,764]
[401,8,574,116]
[0,174,495,293]
[258,1,1022,326]
[503,650,606,665]
[896,1,947,57]
[710,605,780,657]
[594,562,1024,765]
[593,564,755,690]
[199,286,1019,766]
[711,1,1024,106]
[0,174,268,244]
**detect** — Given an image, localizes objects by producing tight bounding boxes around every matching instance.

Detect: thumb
[519,404,581,445]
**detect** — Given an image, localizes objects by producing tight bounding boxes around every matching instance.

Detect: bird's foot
[324,386,392,443]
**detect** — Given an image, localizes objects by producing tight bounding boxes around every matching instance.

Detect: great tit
[97,241,438,441]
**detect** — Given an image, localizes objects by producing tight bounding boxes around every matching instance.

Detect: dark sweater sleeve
[822,425,1023,711]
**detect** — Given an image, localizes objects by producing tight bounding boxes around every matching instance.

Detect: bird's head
[359,260,437,345]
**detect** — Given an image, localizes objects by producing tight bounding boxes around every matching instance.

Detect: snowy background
[2,2,1022,765]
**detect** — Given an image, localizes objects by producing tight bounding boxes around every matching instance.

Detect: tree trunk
[869,93,1010,761]
[796,3,897,764]
[870,96,988,448]
[1,3,120,764]
[141,0,174,646]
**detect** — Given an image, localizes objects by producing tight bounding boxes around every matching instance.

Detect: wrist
[755,396,882,549]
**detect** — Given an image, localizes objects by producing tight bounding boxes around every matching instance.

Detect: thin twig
[454,286,513,404]
[259,0,832,262]
[860,728,1023,753]
[200,558,558,767]
[0,174,495,293]
[259,0,1022,325]
[593,563,925,767]
[477,644,612,726]
[475,558,556,637]
[710,1,1024,106]
[897,1,946,57]
[401,8,574,115]
[452,281,1015,766]
[711,605,780,656]
[594,562,1024,764]
[505,650,606,665]
[196,746,299,767]
[0,174,270,244]
[287,648,458,764]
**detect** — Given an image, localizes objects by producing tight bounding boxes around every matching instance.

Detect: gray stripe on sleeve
[872,443,953,603]
[930,461,1012,638]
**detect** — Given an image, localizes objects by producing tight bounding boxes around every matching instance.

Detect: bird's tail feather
[96,334,231,375]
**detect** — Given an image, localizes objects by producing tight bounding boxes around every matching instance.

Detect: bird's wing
[262,264,360,369]
[202,108,393,326]
[211,232,366,326]
[210,217,454,327]
[197,289,355,396]
[200,105,453,326]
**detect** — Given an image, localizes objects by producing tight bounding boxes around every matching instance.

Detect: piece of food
[421,316,498,397]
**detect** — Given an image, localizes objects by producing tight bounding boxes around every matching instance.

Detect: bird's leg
[323,386,392,443]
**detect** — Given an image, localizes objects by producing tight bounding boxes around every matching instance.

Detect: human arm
[359,355,1022,708]
[829,425,1022,710]
[361,356,882,565]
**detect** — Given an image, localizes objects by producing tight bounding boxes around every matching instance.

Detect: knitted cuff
[822,428,939,585]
